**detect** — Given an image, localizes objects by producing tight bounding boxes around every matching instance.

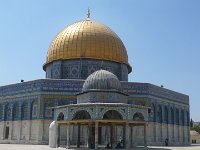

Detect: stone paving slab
[0,144,200,150]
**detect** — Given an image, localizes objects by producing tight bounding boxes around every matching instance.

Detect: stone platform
[0,144,200,150]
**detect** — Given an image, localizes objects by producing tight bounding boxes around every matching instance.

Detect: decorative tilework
[0,78,190,125]
[45,59,128,81]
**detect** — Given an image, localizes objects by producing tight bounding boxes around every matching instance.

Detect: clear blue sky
[0,0,200,121]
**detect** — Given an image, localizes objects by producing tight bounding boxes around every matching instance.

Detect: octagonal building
[0,11,190,148]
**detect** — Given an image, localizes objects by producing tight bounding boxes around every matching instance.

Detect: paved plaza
[0,144,200,150]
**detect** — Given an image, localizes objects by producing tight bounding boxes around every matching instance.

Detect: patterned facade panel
[45,59,128,81]
[67,106,95,120]
[98,105,127,120]
[130,106,148,121]
[77,91,127,103]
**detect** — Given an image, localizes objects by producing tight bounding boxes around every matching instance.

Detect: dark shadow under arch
[103,110,123,120]
[73,110,91,120]
[57,112,64,121]
[133,112,145,121]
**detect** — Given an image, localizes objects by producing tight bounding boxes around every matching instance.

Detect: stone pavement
[0,144,200,150]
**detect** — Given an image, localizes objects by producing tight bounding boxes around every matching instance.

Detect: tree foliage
[191,125,200,134]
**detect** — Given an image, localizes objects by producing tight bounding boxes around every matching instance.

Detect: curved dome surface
[82,70,122,92]
[45,19,130,70]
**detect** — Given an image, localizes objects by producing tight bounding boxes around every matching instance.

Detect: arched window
[175,108,179,125]
[149,103,155,122]
[133,112,145,121]
[170,108,174,124]
[164,106,168,124]
[22,101,29,119]
[13,102,19,120]
[156,105,162,123]
[31,100,38,119]
[5,103,12,121]
[73,110,91,120]
[57,112,64,121]
[181,110,184,126]
[45,100,54,119]
[103,110,122,120]
[0,104,3,120]
[186,111,189,126]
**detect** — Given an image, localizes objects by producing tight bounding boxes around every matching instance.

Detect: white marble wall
[0,120,190,146]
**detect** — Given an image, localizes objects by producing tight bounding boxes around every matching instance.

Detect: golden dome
[44,19,131,72]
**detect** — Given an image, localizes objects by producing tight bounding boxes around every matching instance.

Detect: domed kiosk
[52,70,148,149]
[77,70,128,104]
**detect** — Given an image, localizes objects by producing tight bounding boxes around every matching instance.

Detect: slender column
[125,123,130,149]
[144,124,147,147]
[66,123,70,149]
[95,122,98,149]
[87,123,92,148]
[130,125,133,148]
[57,124,60,148]
[112,123,115,148]
[77,123,81,148]
[110,124,113,148]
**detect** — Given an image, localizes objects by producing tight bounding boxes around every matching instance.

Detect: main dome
[44,19,131,70]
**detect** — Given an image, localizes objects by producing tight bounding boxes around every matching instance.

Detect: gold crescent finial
[87,7,90,19]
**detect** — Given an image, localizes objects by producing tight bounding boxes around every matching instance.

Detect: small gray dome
[82,70,122,92]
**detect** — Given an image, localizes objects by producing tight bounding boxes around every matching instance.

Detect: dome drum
[77,90,128,104]
[45,59,129,81]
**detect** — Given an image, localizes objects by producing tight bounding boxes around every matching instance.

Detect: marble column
[125,123,130,149]
[95,122,98,149]
[130,125,133,147]
[57,124,60,148]
[66,123,70,149]
[77,123,81,148]
[110,124,113,148]
[144,124,147,147]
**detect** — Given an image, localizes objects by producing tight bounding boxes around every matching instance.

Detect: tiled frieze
[45,59,128,81]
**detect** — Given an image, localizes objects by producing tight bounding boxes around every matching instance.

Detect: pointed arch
[156,105,162,123]
[170,107,174,124]
[22,101,29,120]
[13,102,19,120]
[164,106,168,124]
[175,108,179,125]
